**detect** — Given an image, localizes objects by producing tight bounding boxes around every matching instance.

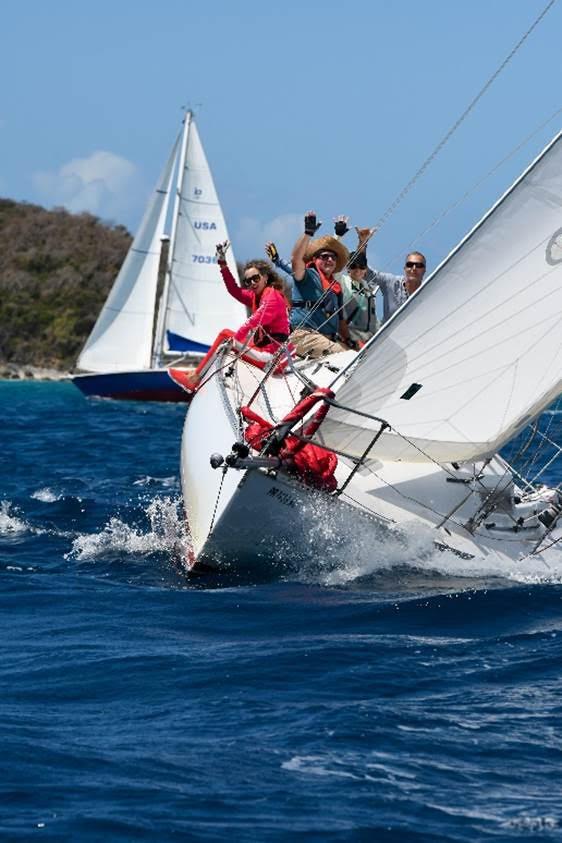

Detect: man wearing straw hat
[288,211,351,359]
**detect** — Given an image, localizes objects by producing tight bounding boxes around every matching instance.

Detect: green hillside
[0,198,132,370]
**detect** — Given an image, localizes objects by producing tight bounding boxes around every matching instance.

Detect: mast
[152,109,192,367]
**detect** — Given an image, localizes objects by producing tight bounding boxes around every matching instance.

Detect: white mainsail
[158,112,244,358]
[321,131,562,464]
[77,136,179,373]
[77,111,243,376]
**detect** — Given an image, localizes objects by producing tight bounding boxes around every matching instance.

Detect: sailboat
[72,110,244,402]
[175,130,562,575]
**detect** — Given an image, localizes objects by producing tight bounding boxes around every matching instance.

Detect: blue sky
[2,0,560,273]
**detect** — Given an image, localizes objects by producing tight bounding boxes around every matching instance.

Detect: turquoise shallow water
[1,380,562,842]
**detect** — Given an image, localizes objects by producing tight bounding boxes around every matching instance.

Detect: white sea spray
[275,491,562,587]
[66,496,192,564]
[31,487,62,503]
[0,501,30,535]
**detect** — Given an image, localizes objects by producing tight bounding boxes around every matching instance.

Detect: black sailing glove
[334,216,350,237]
[304,212,322,237]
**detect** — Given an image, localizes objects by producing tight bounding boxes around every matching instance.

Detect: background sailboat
[72,110,244,402]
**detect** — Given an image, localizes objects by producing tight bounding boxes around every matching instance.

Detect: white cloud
[32,150,139,221]
[235,212,302,261]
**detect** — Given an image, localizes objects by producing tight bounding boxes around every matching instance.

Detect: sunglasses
[316,252,337,262]
[405,261,425,269]
[243,273,262,287]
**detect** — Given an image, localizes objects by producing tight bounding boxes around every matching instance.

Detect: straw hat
[305,236,349,273]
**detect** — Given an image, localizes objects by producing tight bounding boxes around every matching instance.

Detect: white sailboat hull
[179,353,562,577]
[180,350,381,572]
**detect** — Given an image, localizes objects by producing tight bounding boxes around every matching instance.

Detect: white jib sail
[76,135,179,373]
[320,131,562,464]
[161,114,244,354]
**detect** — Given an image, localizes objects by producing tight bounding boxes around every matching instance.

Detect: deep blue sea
[2,380,562,842]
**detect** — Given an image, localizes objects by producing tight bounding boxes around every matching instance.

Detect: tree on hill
[0,198,131,370]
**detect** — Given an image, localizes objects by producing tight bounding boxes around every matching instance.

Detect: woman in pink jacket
[173,243,291,392]
[216,241,290,353]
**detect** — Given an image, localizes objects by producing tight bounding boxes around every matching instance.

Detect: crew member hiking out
[288,211,350,359]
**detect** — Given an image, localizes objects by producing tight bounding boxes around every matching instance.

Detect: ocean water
[2,380,562,842]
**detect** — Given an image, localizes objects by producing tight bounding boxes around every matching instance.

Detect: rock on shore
[0,363,69,382]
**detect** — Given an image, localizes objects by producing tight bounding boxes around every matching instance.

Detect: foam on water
[49,480,562,589]
[0,500,79,550]
[133,475,178,488]
[31,487,62,503]
[275,492,562,588]
[0,500,37,536]
[67,495,191,565]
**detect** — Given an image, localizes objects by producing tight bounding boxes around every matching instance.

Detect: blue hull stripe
[166,330,210,355]
[72,370,191,403]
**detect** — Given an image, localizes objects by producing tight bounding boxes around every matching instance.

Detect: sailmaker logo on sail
[546,227,562,265]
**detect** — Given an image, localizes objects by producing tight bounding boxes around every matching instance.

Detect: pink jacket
[219,263,290,352]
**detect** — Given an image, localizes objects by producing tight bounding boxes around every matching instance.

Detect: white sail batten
[77,136,179,373]
[321,131,562,464]
[162,118,244,353]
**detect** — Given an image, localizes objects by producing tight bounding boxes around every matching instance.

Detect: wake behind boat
[72,110,244,402]
[177,131,562,576]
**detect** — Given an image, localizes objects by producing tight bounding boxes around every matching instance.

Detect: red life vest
[307,261,342,296]
[241,388,338,492]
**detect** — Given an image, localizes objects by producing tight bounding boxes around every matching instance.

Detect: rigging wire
[290,0,559,341]
[370,0,559,239]
[515,395,562,482]
[390,104,562,265]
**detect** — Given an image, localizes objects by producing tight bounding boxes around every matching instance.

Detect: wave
[31,487,63,503]
[66,496,192,570]
[0,500,47,538]
[277,495,562,590]
[133,475,179,488]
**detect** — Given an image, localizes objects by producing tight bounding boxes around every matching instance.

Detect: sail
[76,136,179,373]
[161,115,244,354]
[320,131,562,464]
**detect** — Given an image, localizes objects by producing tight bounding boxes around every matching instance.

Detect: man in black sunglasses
[356,228,426,323]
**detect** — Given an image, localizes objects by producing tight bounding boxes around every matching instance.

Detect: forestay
[320,131,562,464]
[76,136,179,374]
[160,113,244,356]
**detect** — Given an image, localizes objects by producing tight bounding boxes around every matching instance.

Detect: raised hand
[215,240,230,262]
[355,226,377,246]
[334,215,350,237]
[265,242,279,262]
[304,211,322,237]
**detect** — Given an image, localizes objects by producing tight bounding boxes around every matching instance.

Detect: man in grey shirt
[365,243,427,323]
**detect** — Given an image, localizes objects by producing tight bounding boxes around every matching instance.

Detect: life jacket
[311,262,342,296]
[241,388,338,492]
[299,263,341,323]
